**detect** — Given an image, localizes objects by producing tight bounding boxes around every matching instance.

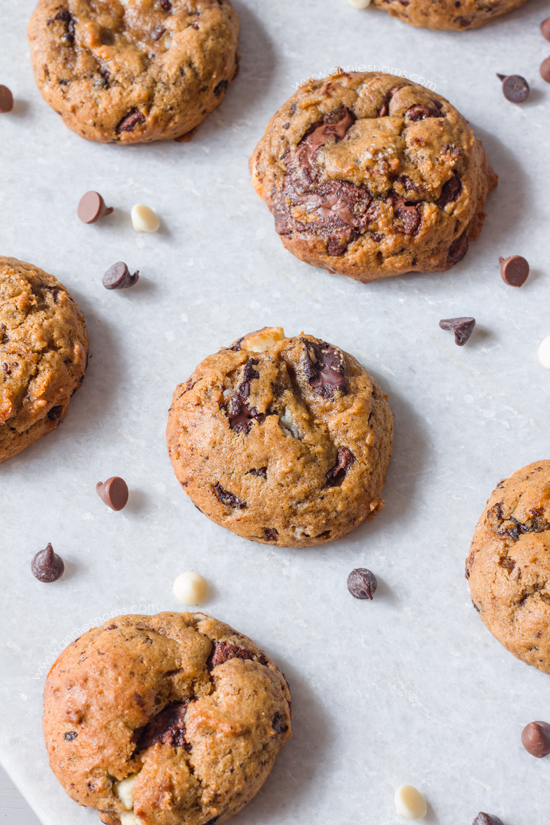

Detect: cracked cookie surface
[250,71,497,283]
[28,0,240,144]
[369,0,531,30]
[0,256,88,464]
[43,611,292,825]
[466,461,550,674]
[166,327,393,548]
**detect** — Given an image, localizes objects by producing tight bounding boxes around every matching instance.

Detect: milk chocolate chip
[96,477,129,511]
[439,316,475,346]
[540,57,550,84]
[542,16,550,40]
[31,543,65,583]
[0,85,14,113]
[77,191,113,224]
[521,721,550,757]
[499,255,529,287]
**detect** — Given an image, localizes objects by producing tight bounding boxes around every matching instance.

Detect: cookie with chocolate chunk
[466,461,550,674]
[369,0,531,30]
[28,0,240,144]
[43,611,292,825]
[251,71,497,283]
[0,256,88,464]
[167,327,393,548]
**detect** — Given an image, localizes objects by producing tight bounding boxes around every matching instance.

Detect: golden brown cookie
[167,327,393,548]
[43,611,292,825]
[0,256,88,464]
[28,0,240,144]
[250,71,497,284]
[369,0,531,30]
[466,461,550,674]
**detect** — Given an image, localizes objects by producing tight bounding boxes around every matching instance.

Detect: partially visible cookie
[0,256,88,464]
[251,71,497,283]
[43,611,292,825]
[369,0,531,30]
[167,327,393,548]
[28,0,240,144]
[466,461,550,674]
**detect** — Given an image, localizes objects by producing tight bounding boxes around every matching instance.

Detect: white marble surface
[1,1,550,824]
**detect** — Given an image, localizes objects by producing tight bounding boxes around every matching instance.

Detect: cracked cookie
[28,0,240,144]
[166,327,393,548]
[466,461,550,674]
[43,611,292,825]
[250,71,497,283]
[0,256,88,464]
[369,0,531,30]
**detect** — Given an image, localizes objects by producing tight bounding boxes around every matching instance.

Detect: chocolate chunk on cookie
[167,327,393,548]
[43,612,291,825]
[28,0,240,144]
[251,71,497,284]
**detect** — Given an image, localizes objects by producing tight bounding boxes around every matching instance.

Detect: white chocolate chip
[120,814,141,825]
[538,336,550,368]
[394,785,427,820]
[131,204,160,233]
[348,0,372,8]
[173,572,209,605]
[117,774,137,810]
[279,408,302,439]
[240,327,285,353]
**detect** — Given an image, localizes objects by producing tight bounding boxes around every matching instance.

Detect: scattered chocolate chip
[272,712,289,733]
[213,483,246,509]
[406,104,444,121]
[439,316,476,346]
[327,446,355,487]
[264,528,278,541]
[521,721,550,757]
[47,405,63,422]
[540,56,550,84]
[135,702,189,751]
[347,568,378,600]
[64,731,78,741]
[497,73,530,102]
[301,339,347,398]
[116,108,146,133]
[447,232,469,264]
[437,175,462,208]
[77,191,113,224]
[0,85,14,113]
[96,477,129,511]
[31,543,65,583]
[542,16,550,40]
[102,262,139,290]
[209,641,255,668]
[499,255,529,287]
[472,814,504,825]
[214,79,228,97]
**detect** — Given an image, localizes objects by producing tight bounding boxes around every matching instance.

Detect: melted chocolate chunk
[301,339,347,398]
[209,641,256,668]
[47,405,63,422]
[295,107,355,182]
[496,509,550,541]
[437,175,462,208]
[386,193,421,235]
[264,528,279,541]
[54,9,76,43]
[213,483,246,509]
[326,446,356,486]
[406,104,444,121]
[116,108,146,133]
[378,86,403,117]
[214,80,228,97]
[272,712,289,734]
[225,358,265,433]
[447,232,469,263]
[135,702,189,751]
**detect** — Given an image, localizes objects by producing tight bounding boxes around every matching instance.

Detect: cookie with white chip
[43,611,292,825]
[167,327,393,548]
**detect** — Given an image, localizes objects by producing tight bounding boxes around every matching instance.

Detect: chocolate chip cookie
[251,71,497,284]
[369,0,531,30]
[167,327,393,548]
[28,0,240,144]
[466,461,550,674]
[0,256,88,464]
[43,611,292,825]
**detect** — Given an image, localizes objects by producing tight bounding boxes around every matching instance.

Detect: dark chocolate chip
[225,359,265,433]
[472,814,504,825]
[326,446,356,487]
[151,25,166,40]
[264,528,278,541]
[378,86,402,117]
[96,477,129,511]
[0,85,14,113]
[102,262,139,290]
[161,0,172,9]
[77,191,113,224]
[447,232,469,263]
[540,57,550,84]
[54,9,76,42]
[406,104,444,121]
[521,721,550,757]
[135,702,189,751]
[497,74,530,102]
[116,108,146,133]
[542,16,550,40]
[386,193,421,235]
[301,339,347,398]
[499,255,529,287]
[47,405,63,423]
[31,543,65,583]
[64,731,78,741]
[205,819,219,825]
[272,712,289,733]
[214,79,228,97]
[439,316,476,346]
[247,467,267,478]
[347,568,378,600]
[213,483,246,509]
[209,641,255,668]
[437,176,462,208]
